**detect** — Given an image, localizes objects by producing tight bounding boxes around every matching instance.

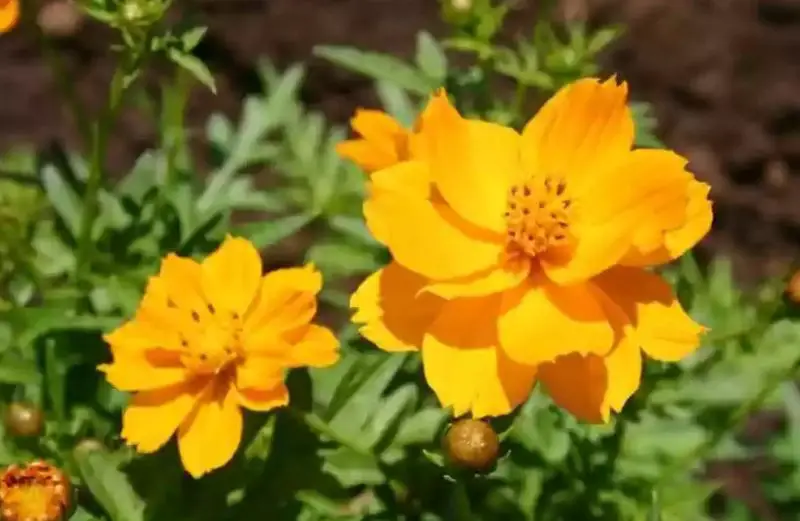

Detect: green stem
[74,69,128,287]
[448,479,476,521]
[294,409,372,456]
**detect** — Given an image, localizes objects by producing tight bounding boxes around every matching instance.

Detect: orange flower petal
[243,264,322,353]
[498,276,615,365]
[423,260,529,299]
[235,356,285,391]
[336,139,399,173]
[284,324,340,368]
[424,91,519,233]
[201,236,263,317]
[337,109,408,172]
[538,353,609,423]
[602,336,642,413]
[0,0,19,33]
[544,149,694,285]
[594,266,706,362]
[421,295,536,417]
[351,263,444,352]
[103,319,183,354]
[520,77,633,189]
[99,362,187,392]
[364,168,503,281]
[234,383,290,412]
[622,180,713,266]
[121,380,205,453]
[151,254,210,321]
[177,379,243,478]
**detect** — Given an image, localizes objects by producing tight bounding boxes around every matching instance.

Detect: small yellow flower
[99,236,340,478]
[0,0,19,33]
[0,460,70,521]
[336,104,435,173]
[351,79,713,422]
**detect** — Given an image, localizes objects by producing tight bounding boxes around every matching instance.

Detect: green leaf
[167,49,217,94]
[74,448,145,521]
[40,164,83,240]
[314,45,433,95]
[0,351,40,385]
[234,213,316,249]
[415,31,448,83]
[649,490,662,521]
[181,26,208,51]
[0,307,122,348]
[375,81,417,128]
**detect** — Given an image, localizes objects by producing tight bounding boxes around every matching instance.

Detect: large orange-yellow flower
[350,78,712,422]
[100,236,339,477]
[0,0,19,33]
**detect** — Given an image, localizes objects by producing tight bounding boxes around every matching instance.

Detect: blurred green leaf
[235,213,315,249]
[167,49,217,94]
[416,31,448,83]
[75,448,146,521]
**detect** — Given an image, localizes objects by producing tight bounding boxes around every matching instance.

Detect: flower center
[178,305,244,375]
[0,462,69,521]
[504,176,573,258]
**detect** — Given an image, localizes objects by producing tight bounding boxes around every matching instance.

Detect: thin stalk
[74,68,128,287]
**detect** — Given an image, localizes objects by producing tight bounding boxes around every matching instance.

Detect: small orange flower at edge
[350,79,713,423]
[336,104,436,173]
[99,236,340,478]
[0,460,71,521]
[0,0,19,33]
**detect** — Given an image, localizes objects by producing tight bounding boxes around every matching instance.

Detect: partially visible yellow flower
[100,236,339,478]
[351,79,712,422]
[337,103,436,173]
[0,460,71,521]
[0,0,19,33]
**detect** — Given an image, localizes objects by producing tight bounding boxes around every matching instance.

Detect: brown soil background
[2,0,800,518]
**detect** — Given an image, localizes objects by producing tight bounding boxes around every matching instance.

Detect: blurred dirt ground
[2,0,800,518]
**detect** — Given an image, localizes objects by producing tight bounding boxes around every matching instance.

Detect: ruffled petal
[603,337,642,413]
[351,263,444,352]
[520,77,633,190]
[423,90,519,233]
[421,295,537,417]
[177,378,243,478]
[336,110,408,172]
[364,169,504,280]
[544,149,694,285]
[235,356,285,391]
[423,259,530,299]
[235,383,290,412]
[538,353,609,423]
[242,264,322,353]
[594,266,706,362]
[100,362,187,392]
[622,180,713,266]
[283,324,340,368]
[121,379,206,453]
[498,276,616,365]
[0,0,19,33]
[201,236,263,317]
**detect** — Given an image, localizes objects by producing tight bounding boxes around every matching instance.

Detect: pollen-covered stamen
[178,305,245,375]
[0,460,70,521]
[504,176,573,258]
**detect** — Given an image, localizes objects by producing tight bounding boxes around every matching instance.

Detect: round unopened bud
[4,403,43,438]
[451,0,472,11]
[443,418,499,473]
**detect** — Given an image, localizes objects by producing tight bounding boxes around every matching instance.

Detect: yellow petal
[538,353,609,423]
[423,91,519,233]
[544,149,693,285]
[423,259,529,299]
[153,254,211,322]
[201,236,263,317]
[178,378,243,478]
[0,0,19,33]
[235,356,285,391]
[121,380,206,453]
[622,180,713,266]
[521,77,633,189]
[242,264,322,352]
[364,175,503,281]
[422,295,536,417]
[100,362,187,392]
[285,324,340,368]
[337,110,408,172]
[235,383,290,412]
[498,276,615,365]
[103,319,183,354]
[594,266,706,362]
[603,337,642,413]
[351,263,444,352]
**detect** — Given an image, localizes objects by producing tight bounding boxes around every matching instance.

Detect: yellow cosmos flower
[100,236,339,477]
[0,460,71,521]
[336,103,436,173]
[351,79,713,422]
[0,0,19,33]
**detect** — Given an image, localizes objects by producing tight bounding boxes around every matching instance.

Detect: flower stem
[73,68,128,288]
